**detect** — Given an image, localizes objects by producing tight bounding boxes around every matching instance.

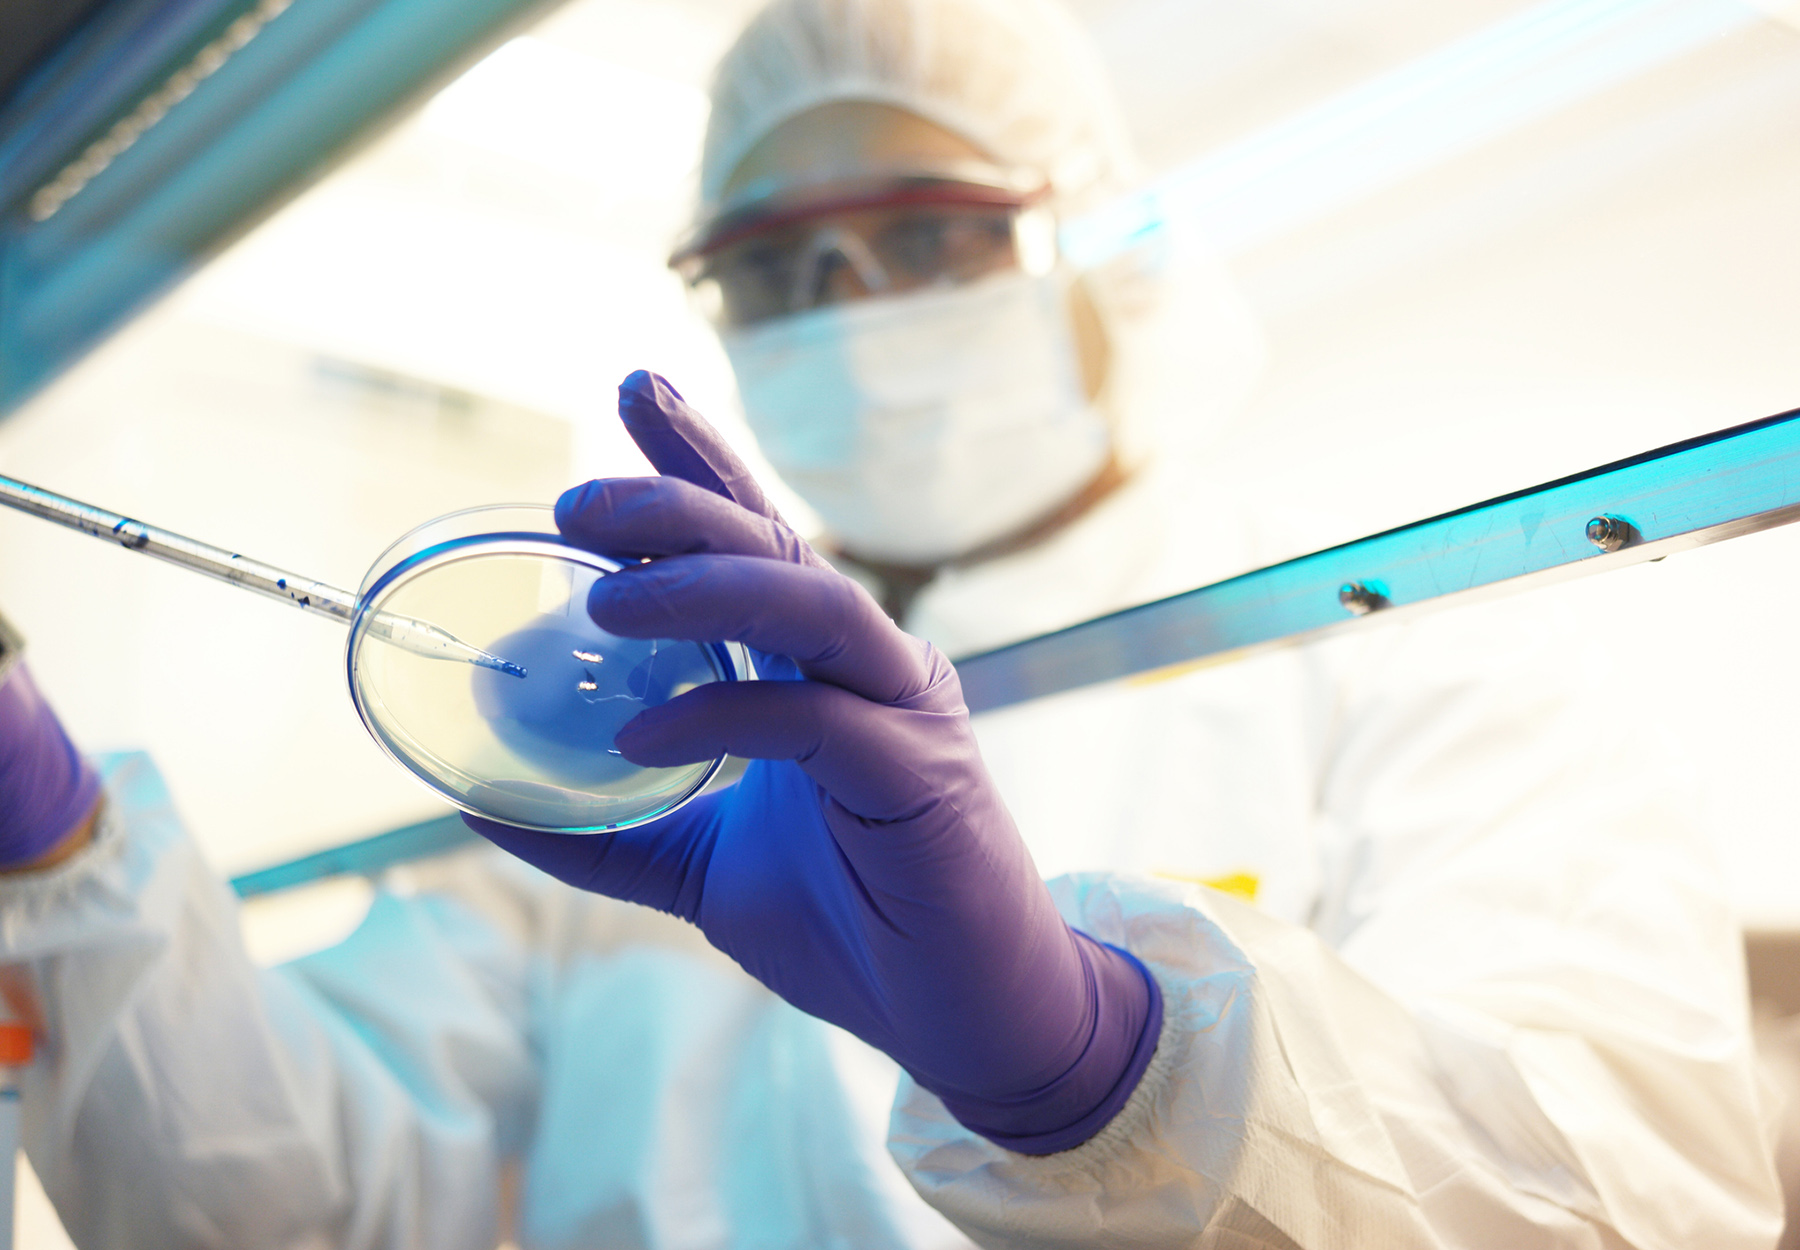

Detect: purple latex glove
[468,372,1161,1154]
[0,662,101,869]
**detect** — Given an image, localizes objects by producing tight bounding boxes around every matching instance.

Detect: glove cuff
[942,937,1164,1156]
[0,664,102,869]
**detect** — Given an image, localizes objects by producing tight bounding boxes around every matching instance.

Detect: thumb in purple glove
[0,663,101,870]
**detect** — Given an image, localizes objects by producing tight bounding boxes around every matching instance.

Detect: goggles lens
[694,203,1027,326]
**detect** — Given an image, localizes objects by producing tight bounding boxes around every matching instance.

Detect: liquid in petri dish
[348,509,745,832]
[471,625,711,786]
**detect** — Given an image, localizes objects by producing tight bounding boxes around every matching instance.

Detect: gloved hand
[0,660,101,870]
[469,371,1161,1154]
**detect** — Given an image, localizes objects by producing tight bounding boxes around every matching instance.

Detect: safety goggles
[671,172,1056,327]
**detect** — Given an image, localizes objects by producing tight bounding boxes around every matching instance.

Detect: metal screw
[1585,514,1634,553]
[1338,582,1383,616]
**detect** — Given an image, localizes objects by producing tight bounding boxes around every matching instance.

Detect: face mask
[721,269,1112,566]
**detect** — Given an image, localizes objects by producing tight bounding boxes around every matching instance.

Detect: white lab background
[3,1,1800,1242]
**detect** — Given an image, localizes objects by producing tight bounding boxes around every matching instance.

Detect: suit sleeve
[889,599,1780,1249]
[0,753,538,1250]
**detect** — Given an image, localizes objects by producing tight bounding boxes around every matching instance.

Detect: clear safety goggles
[670,172,1058,327]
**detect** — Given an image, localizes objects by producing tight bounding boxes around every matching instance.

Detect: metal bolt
[1585,514,1633,553]
[1338,582,1383,616]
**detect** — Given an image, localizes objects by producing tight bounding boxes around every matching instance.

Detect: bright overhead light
[1062,0,1765,265]
[422,36,710,189]
[1746,0,1800,30]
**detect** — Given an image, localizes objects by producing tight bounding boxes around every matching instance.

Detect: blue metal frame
[231,813,473,897]
[957,404,1800,711]
[0,0,551,411]
[232,402,1800,897]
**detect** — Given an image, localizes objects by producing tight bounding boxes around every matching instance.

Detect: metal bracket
[956,404,1800,712]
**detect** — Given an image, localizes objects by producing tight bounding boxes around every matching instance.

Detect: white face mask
[721,270,1112,566]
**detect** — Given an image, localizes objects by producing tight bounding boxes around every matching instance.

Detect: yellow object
[1154,870,1260,903]
[1124,651,1248,688]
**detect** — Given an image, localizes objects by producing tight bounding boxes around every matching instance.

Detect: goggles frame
[670,168,1053,278]
[672,171,1058,325]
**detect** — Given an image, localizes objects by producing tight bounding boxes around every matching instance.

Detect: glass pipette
[0,473,526,679]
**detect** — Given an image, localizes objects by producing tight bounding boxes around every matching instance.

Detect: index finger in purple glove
[555,477,808,564]
[616,371,829,570]
[617,371,772,516]
[589,553,930,704]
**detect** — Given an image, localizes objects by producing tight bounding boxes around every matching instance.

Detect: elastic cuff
[0,790,122,910]
[971,942,1165,1156]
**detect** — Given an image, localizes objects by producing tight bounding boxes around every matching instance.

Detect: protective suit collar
[900,458,1279,658]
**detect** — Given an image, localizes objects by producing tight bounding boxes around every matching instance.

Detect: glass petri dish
[347,504,748,832]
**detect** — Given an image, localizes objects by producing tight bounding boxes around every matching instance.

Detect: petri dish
[347,504,749,832]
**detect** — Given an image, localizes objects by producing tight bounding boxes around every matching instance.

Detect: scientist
[0,0,1782,1247]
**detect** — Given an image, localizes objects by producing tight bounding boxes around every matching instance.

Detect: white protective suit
[0,456,1781,1248]
[0,0,1781,1237]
